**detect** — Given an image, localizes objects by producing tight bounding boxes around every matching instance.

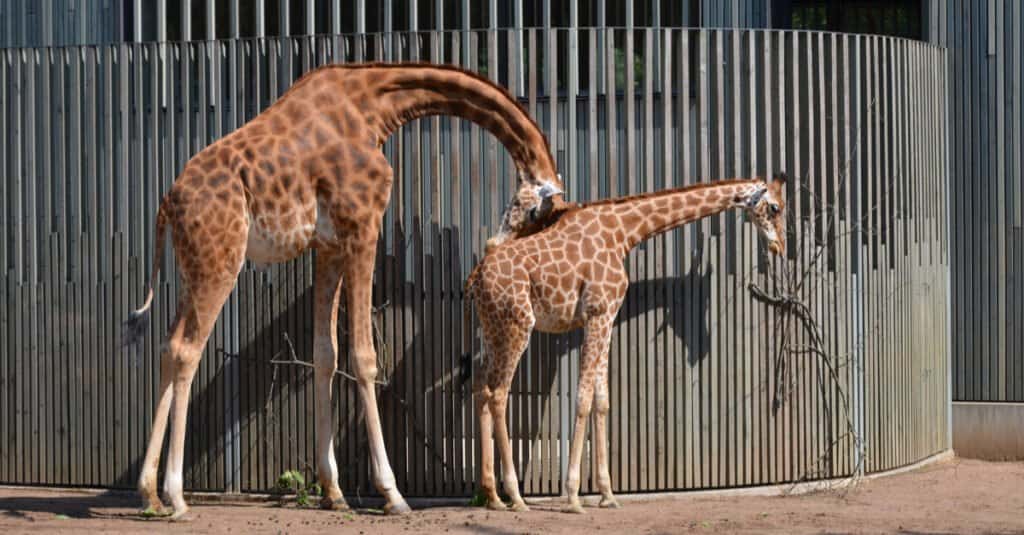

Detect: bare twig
[269,332,389,386]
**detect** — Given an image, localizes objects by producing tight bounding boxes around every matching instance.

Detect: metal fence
[0,28,949,496]
[930,0,1024,403]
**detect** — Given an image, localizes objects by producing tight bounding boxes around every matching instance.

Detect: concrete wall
[952,403,1024,460]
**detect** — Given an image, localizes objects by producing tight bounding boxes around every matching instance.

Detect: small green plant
[467,489,513,508]
[468,490,488,507]
[139,506,171,518]
[55,514,70,520]
[276,469,321,507]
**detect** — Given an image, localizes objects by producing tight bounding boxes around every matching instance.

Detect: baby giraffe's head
[736,172,788,257]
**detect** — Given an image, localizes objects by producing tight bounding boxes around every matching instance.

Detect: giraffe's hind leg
[475,310,533,512]
[137,199,247,520]
[136,272,240,520]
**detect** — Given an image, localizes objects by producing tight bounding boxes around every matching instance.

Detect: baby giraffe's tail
[121,198,171,351]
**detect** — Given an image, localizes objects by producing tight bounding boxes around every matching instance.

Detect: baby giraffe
[466,174,788,513]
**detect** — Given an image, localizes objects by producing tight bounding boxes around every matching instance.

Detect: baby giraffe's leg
[489,328,533,512]
[474,379,500,508]
[564,314,615,514]
[474,313,532,511]
[593,354,619,508]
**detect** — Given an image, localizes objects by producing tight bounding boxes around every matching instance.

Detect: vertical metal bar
[514,0,524,94]
[942,42,953,446]
[279,0,289,35]
[988,0,997,56]
[995,0,1007,400]
[729,28,742,490]
[305,0,314,35]
[588,27,598,202]
[568,0,578,201]
[1014,0,1022,227]
[133,0,142,41]
[331,0,341,35]
[487,1,497,230]
[0,50,7,276]
[606,28,617,198]
[678,28,692,489]
[0,40,7,472]
[255,0,265,37]
[698,28,709,487]
[643,26,657,490]
[681,30,690,186]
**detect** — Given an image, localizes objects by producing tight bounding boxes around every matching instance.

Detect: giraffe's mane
[575,178,762,210]
[287,62,556,172]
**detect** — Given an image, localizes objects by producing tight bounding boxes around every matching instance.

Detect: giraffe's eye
[768,203,780,216]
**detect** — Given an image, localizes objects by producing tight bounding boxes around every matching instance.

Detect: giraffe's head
[486,172,566,252]
[737,172,788,256]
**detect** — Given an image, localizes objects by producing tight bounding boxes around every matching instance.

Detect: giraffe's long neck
[592,179,763,253]
[353,65,557,179]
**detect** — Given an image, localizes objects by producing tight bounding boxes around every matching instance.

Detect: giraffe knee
[576,392,594,417]
[313,337,338,379]
[161,337,201,374]
[351,349,378,383]
[594,392,610,415]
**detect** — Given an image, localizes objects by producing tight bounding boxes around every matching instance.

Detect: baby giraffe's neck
[586,178,763,253]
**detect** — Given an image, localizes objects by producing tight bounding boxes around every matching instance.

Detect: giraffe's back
[167,67,393,267]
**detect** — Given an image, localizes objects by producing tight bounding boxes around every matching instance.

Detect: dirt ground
[1,457,1021,534]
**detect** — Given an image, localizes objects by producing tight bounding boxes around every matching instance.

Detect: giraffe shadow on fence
[111,224,714,500]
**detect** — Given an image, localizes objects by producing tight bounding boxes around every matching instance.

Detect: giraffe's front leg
[312,252,348,510]
[563,313,615,514]
[344,250,410,515]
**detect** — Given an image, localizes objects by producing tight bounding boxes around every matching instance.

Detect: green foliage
[276,469,321,508]
[468,490,488,507]
[139,506,171,518]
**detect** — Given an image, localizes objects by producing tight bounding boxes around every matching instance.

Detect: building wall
[0,0,125,48]
[929,0,1024,402]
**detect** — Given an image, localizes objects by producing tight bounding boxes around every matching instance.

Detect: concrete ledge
[953,401,1024,460]
[0,450,955,508]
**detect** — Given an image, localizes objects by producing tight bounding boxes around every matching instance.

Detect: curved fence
[0,28,949,496]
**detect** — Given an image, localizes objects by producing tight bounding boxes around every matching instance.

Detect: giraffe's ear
[773,171,788,184]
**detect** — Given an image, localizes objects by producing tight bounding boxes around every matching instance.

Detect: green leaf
[468,490,488,507]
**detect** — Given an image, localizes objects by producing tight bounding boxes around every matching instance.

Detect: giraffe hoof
[320,496,351,511]
[384,499,412,515]
[485,500,508,511]
[510,501,530,512]
[562,502,586,515]
[168,508,194,522]
[599,497,621,509]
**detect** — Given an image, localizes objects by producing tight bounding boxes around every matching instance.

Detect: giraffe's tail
[121,197,171,352]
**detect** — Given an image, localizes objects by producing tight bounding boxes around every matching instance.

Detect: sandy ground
[1,457,1022,534]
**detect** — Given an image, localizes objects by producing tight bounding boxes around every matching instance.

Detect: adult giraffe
[466,175,787,513]
[122,63,566,519]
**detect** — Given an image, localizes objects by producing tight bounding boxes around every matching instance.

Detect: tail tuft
[121,304,152,352]
[121,197,168,361]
